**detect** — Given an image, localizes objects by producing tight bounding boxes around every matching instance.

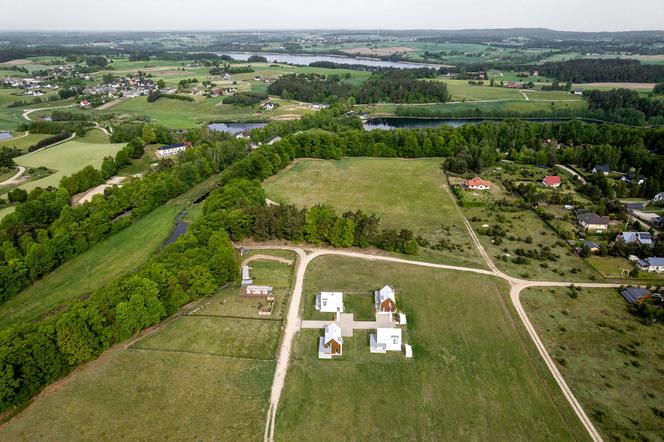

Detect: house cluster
[83,75,159,99]
[155,142,192,158]
[464,177,492,190]
[316,285,412,360]
[2,76,60,95]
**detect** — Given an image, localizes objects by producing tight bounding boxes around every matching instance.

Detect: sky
[1,0,663,32]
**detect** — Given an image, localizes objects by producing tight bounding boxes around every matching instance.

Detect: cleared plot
[193,255,294,320]
[464,205,599,281]
[0,348,273,441]
[14,139,125,191]
[522,287,664,441]
[263,157,484,268]
[276,256,588,441]
[0,204,183,330]
[133,316,281,360]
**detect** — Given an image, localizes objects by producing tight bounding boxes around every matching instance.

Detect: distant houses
[577,212,610,232]
[370,328,403,353]
[375,285,396,313]
[464,177,492,190]
[156,142,192,158]
[315,292,344,314]
[617,232,653,246]
[318,323,343,359]
[542,175,561,188]
[592,164,610,175]
[620,287,652,304]
[620,173,646,185]
[638,257,664,273]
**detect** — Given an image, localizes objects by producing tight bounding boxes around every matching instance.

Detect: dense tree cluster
[223,91,268,106]
[538,59,664,83]
[584,89,664,123]
[267,73,353,103]
[0,138,248,304]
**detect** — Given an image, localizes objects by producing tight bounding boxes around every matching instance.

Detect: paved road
[0,166,25,186]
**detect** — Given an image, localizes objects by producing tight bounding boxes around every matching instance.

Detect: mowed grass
[276,256,589,441]
[263,157,484,267]
[14,138,125,191]
[0,204,183,330]
[522,287,664,441]
[0,340,274,441]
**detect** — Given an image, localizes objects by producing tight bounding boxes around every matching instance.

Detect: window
[322,300,327,307]
[392,337,399,345]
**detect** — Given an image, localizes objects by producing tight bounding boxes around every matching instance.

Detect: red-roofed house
[542,175,561,188]
[464,177,492,190]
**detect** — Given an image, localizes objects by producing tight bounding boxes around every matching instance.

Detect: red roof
[543,175,561,186]
[465,177,492,188]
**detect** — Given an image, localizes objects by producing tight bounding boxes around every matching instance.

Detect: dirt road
[0,166,26,186]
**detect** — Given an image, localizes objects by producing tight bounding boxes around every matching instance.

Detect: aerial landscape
[1,1,664,441]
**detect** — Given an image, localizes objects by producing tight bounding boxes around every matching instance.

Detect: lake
[222,52,448,70]
[0,132,11,141]
[208,122,268,134]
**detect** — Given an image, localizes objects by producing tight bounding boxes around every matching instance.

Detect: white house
[375,285,396,313]
[318,323,343,359]
[638,257,664,273]
[370,328,402,353]
[315,292,344,313]
[156,142,191,158]
[241,265,253,285]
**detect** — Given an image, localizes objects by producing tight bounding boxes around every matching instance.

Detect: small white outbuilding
[315,292,344,313]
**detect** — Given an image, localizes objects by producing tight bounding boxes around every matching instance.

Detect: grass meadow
[522,287,664,441]
[0,132,51,152]
[0,250,297,440]
[14,138,125,191]
[276,255,589,441]
[0,204,184,330]
[263,157,486,268]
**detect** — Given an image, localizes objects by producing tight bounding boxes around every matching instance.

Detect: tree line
[538,59,664,83]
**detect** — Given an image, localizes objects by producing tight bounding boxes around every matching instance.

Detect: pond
[208,122,268,134]
[0,132,12,141]
[165,221,189,246]
[222,52,448,70]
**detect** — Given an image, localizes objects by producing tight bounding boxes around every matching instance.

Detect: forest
[538,59,664,83]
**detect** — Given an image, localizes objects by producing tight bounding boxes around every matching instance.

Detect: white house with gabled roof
[318,323,343,359]
[315,292,344,313]
[375,285,396,313]
[370,328,402,353]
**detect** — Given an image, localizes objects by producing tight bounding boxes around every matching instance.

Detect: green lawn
[276,256,589,441]
[0,204,183,330]
[263,157,485,268]
[14,138,125,191]
[522,287,664,441]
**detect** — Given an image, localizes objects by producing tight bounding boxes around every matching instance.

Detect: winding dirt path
[0,166,25,186]
[22,104,76,121]
[241,254,293,266]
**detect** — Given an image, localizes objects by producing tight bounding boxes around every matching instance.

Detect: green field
[14,138,125,191]
[522,287,664,441]
[0,204,183,330]
[263,157,486,268]
[0,250,296,440]
[444,80,583,103]
[0,132,51,152]
[276,256,589,440]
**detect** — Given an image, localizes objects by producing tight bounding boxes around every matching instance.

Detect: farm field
[13,138,125,191]
[521,287,664,441]
[263,157,486,268]
[0,204,184,330]
[444,80,583,103]
[0,249,295,440]
[276,255,588,440]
